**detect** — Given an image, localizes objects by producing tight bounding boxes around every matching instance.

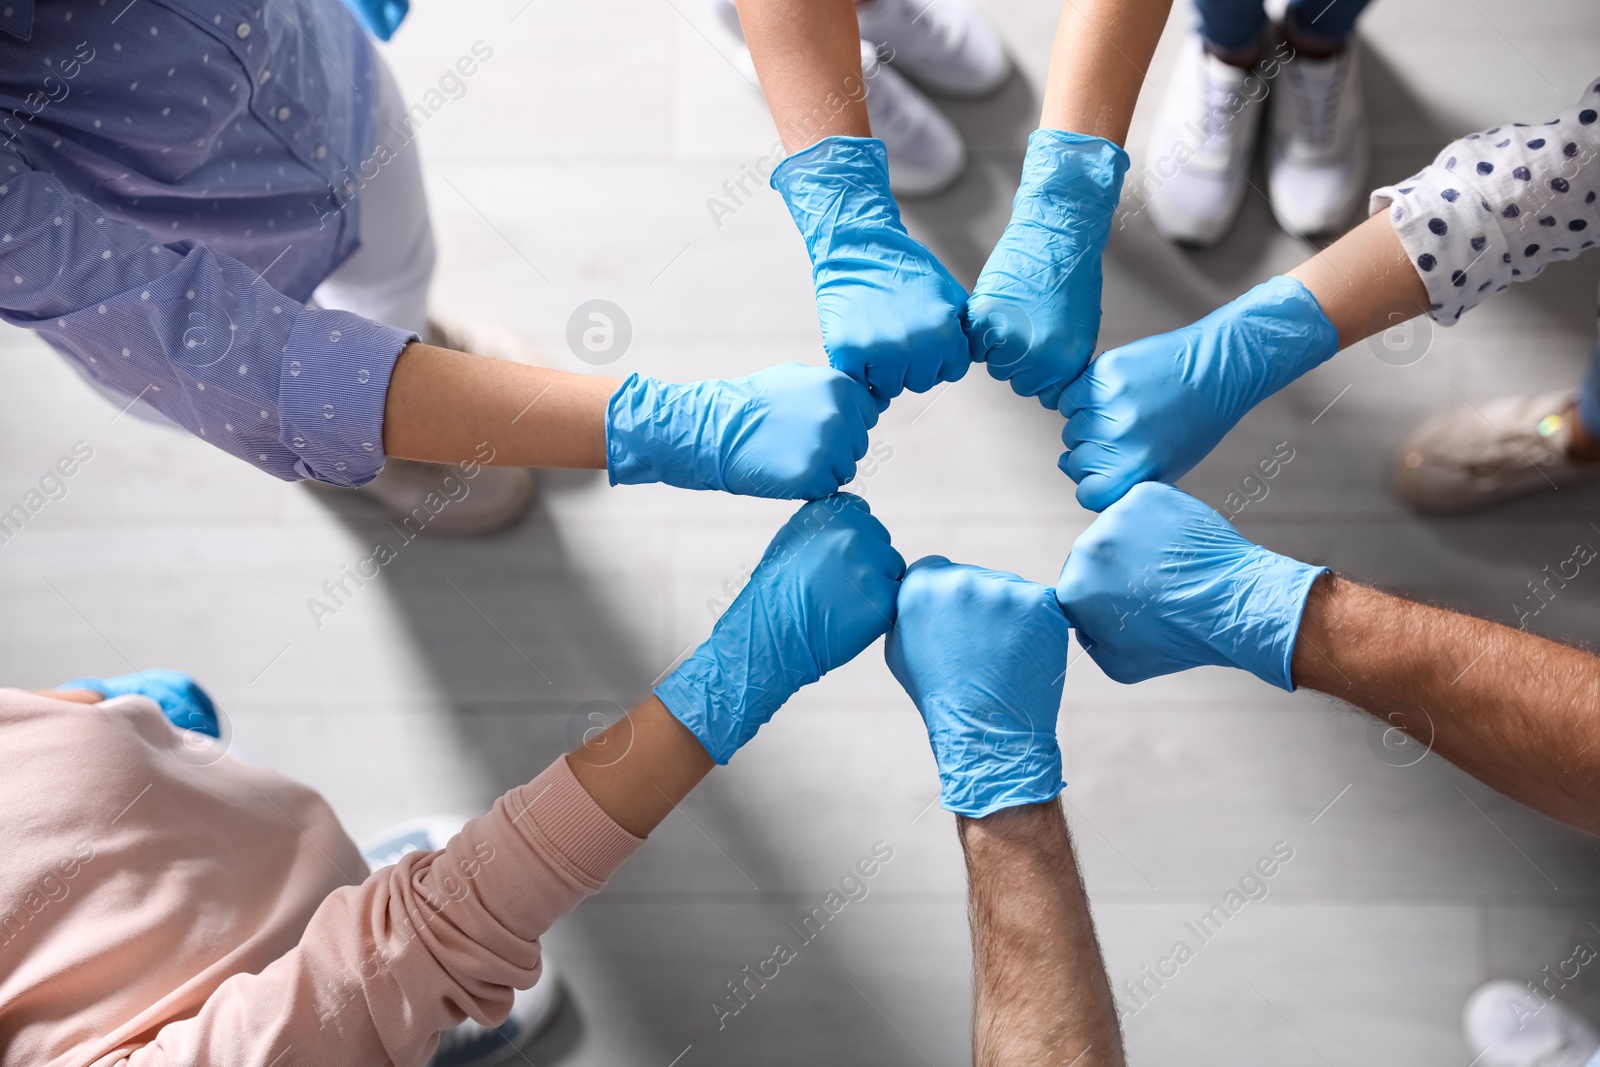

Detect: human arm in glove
[385,351,878,501]
[655,493,905,763]
[771,138,970,409]
[886,556,1070,817]
[1057,479,1600,838]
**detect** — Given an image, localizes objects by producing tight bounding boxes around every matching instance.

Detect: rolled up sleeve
[0,151,413,487]
[113,758,644,1067]
[1370,77,1600,327]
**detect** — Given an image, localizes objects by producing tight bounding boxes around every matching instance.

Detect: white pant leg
[312,56,437,337]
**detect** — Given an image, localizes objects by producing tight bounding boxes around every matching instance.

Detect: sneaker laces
[1282,52,1349,150]
[859,0,962,58]
[1181,54,1257,165]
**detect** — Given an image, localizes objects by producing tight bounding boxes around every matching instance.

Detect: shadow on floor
[300,36,1600,1062]
[308,469,934,1064]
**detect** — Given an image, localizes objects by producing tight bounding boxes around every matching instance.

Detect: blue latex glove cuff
[925,696,1066,818]
[606,374,715,490]
[769,136,900,262]
[1225,275,1342,406]
[59,669,221,737]
[1011,129,1129,227]
[655,636,820,766]
[1025,127,1129,173]
[1229,551,1329,692]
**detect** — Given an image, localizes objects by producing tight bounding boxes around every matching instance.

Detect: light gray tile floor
[4,0,1600,1063]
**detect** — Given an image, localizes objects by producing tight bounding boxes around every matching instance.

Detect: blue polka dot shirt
[1371,79,1600,328]
[0,0,414,487]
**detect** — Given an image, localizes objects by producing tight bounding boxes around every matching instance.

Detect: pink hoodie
[0,689,643,1066]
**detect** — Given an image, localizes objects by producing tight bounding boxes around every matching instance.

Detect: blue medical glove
[967,130,1129,410]
[770,137,970,410]
[338,0,407,40]
[58,669,221,737]
[607,363,878,500]
[1055,482,1327,690]
[885,557,1069,818]
[656,494,904,763]
[1059,275,1339,512]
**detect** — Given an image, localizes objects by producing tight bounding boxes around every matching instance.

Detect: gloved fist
[771,137,970,410]
[606,363,879,500]
[1055,482,1326,690]
[1059,276,1339,511]
[656,494,905,763]
[885,556,1069,817]
[967,130,1129,410]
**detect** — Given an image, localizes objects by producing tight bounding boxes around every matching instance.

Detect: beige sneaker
[355,457,536,537]
[1388,390,1600,514]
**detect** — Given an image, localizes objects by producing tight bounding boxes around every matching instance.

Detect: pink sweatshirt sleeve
[103,757,643,1067]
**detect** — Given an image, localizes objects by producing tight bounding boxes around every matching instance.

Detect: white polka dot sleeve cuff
[1369,77,1600,326]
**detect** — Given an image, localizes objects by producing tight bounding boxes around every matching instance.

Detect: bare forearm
[737,0,869,153]
[960,802,1124,1067]
[1039,0,1171,144]
[1292,575,1600,834]
[1286,211,1429,350]
[565,695,715,838]
[382,342,616,470]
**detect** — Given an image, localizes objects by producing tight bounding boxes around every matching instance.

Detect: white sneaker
[1266,41,1368,236]
[362,818,568,1067]
[1388,390,1600,514]
[1144,33,1267,246]
[854,0,1010,98]
[860,39,966,196]
[1463,980,1600,1067]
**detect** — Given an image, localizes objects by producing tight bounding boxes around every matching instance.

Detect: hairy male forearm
[1293,575,1600,834]
[960,803,1125,1067]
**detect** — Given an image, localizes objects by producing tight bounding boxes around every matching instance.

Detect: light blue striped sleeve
[0,151,414,488]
